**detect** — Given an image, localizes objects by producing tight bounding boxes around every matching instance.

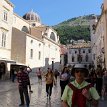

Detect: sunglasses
[75,69,85,73]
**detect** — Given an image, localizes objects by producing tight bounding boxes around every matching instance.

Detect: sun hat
[71,64,89,77]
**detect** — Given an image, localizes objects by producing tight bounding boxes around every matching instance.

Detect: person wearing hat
[61,64,100,107]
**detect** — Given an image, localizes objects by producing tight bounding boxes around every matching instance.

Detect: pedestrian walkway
[0,77,61,107]
[0,77,107,107]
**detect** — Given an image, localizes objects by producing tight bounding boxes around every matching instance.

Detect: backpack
[68,83,93,107]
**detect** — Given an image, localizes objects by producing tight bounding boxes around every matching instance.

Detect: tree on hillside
[54,25,90,45]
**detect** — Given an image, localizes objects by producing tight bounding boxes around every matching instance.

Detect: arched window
[22,26,29,33]
[50,32,56,41]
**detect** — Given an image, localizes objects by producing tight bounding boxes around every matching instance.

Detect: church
[0,0,60,79]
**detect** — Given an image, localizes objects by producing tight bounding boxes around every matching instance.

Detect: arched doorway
[0,62,6,79]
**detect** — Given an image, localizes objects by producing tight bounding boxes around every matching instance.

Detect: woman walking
[60,66,70,97]
[45,68,55,99]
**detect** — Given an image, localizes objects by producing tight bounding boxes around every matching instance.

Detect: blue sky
[10,0,103,26]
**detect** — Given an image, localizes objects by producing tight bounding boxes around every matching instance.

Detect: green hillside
[53,14,99,45]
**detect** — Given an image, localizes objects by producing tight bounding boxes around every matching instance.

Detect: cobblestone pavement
[0,77,61,107]
[0,77,107,107]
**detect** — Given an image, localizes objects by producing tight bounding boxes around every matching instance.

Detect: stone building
[103,0,107,69]
[0,0,15,79]
[67,40,92,69]
[0,0,60,79]
[90,3,106,69]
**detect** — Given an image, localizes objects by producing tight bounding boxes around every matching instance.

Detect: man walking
[17,66,30,107]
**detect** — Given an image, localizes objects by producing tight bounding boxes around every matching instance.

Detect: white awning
[11,62,27,66]
[0,58,16,63]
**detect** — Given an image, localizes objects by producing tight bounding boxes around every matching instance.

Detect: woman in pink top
[36,68,42,84]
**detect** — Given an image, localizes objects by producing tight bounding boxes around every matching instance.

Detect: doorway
[0,62,6,79]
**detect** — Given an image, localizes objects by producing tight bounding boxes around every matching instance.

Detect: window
[77,54,82,63]
[88,49,91,53]
[50,32,56,41]
[72,56,75,62]
[83,50,85,53]
[31,15,34,20]
[93,54,95,60]
[1,32,6,47]
[30,49,33,59]
[38,51,41,60]
[3,10,8,21]
[26,15,30,20]
[22,26,29,33]
[30,40,33,44]
[39,43,41,47]
[85,54,88,62]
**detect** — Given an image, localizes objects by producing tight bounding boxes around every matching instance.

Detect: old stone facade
[67,40,92,69]
[0,0,60,79]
